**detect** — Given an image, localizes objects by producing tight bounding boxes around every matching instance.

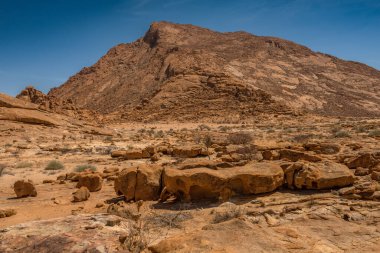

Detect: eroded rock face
[72,187,90,202]
[284,161,354,189]
[76,173,103,192]
[162,162,284,201]
[114,165,163,201]
[14,180,37,198]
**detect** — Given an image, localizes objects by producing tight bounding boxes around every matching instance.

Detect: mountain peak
[48,22,380,120]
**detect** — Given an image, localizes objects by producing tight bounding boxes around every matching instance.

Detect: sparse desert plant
[368,129,380,137]
[154,130,164,138]
[16,161,33,168]
[333,130,350,138]
[75,164,97,172]
[213,205,246,224]
[227,131,253,145]
[45,160,64,170]
[0,164,6,177]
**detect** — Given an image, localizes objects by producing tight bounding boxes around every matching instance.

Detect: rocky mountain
[48,21,380,121]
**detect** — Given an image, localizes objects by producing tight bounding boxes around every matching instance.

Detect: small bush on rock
[45,160,64,170]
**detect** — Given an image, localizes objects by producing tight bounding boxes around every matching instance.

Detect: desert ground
[1,114,380,252]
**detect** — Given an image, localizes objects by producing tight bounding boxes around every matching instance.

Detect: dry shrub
[227,132,253,145]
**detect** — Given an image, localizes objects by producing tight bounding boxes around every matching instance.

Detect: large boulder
[14,180,37,198]
[111,149,151,160]
[279,149,322,162]
[162,162,284,202]
[114,164,163,201]
[284,161,354,190]
[76,173,103,192]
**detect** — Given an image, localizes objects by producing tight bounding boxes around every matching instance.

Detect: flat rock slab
[163,161,284,201]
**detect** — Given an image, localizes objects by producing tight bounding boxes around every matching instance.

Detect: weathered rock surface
[162,162,284,201]
[0,214,125,252]
[172,145,208,158]
[13,180,37,198]
[0,93,39,110]
[303,142,340,154]
[284,161,354,189]
[114,164,163,201]
[76,173,103,192]
[72,187,90,202]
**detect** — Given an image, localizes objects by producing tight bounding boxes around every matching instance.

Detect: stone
[345,153,378,169]
[76,173,103,192]
[354,167,370,176]
[172,145,208,158]
[284,161,354,190]
[303,143,340,154]
[14,180,37,198]
[114,165,163,201]
[111,150,127,158]
[72,187,90,202]
[0,209,17,218]
[162,162,284,202]
[371,171,380,181]
[262,150,280,160]
[279,149,322,162]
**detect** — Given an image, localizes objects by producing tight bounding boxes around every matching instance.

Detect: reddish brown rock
[279,149,322,162]
[76,173,103,192]
[14,180,37,198]
[72,187,90,202]
[284,161,354,190]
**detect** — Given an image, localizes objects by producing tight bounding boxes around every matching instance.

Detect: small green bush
[75,164,97,172]
[45,160,64,170]
[16,161,33,168]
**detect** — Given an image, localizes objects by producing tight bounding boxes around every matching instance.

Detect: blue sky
[1,0,379,96]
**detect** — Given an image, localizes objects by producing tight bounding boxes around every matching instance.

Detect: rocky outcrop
[303,142,341,155]
[162,162,284,201]
[172,145,209,158]
[283,161,354,189]
[114,164,163,201]
[13,180,37,198]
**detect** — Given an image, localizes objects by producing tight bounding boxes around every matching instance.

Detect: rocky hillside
[49,21,380,120]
